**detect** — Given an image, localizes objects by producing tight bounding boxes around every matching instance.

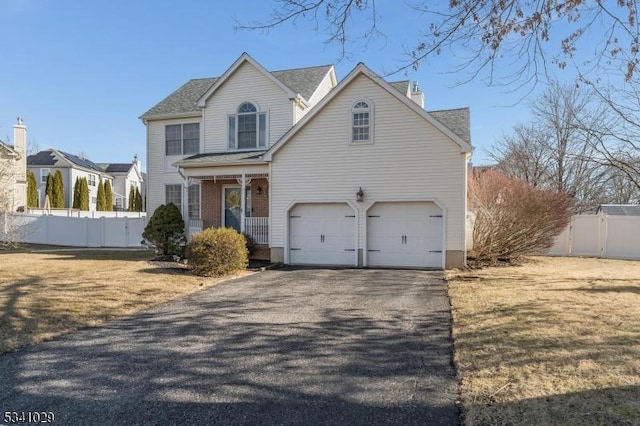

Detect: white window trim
[165,123,200,156]
[227,102,269,151]
[349,99,374,145]
[41,168,50,183]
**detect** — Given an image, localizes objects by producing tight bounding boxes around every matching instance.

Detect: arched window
[228,102,267,150]
[352,101,372,143]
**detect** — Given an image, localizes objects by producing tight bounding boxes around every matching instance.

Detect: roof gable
[196,53,301,108]
[140,54,335,121]
[0,141,19,157]
[271,65,334,100]
[264,64,472,160]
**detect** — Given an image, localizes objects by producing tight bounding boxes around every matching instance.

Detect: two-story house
[27,149,114,210]
[0,119,27,212]
[98,155,145,211]
[141,53,472,269]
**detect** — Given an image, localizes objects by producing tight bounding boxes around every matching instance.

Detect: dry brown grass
[447,256,640,425]
[0,248,251,354]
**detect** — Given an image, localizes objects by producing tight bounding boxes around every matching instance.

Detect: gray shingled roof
[174,150,265,167]
[428,108,471,145]
[98,163,133,173]
[140,78,217,119]
[597,204,640,216]
[141,65,333,120]
[389,80,410,95]
[271,65,333,100]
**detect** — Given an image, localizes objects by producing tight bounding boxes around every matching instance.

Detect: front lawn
[448,256,640,425]
[0,248,250,354]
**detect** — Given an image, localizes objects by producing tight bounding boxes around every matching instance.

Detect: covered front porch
[175,152,270,259]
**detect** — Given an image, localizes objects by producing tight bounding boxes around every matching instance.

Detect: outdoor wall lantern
[256,186,262,195]
[356,187,365,202]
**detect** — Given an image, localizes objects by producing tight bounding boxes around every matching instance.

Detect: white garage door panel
[367,202,443,268]
[289,203,356,265]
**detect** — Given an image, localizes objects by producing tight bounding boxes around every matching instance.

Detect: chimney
[133,153,141,171]
[411,81,425,109]
[13,117,28,210]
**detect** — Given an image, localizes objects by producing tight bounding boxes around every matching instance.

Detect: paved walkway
[0,268,459,425]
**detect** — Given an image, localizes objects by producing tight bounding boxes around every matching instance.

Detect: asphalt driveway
[0,268,458,425]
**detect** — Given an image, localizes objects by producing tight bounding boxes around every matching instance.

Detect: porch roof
[174,150,266,168]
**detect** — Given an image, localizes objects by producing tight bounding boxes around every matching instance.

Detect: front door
[223,187,242,232]
[223,186,251,233]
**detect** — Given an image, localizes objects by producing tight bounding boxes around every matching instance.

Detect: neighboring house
[98,155,145,211]
[596,204,640,216]
[27,149,113,210]
[0,119,27,212]
[141,53,472,268]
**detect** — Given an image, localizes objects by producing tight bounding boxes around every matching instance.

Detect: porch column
[240,173,246,234]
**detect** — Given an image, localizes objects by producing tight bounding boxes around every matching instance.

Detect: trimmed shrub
[72,177,80,209]
[27,170,38,208]
[187,227,248,277]
[128,185,135,211]
[96,179,106,211]
[104,180,113,211]
[142,203,186,256]
[135,187,143,212]
[52,170,64,208]
[79,177,89,210]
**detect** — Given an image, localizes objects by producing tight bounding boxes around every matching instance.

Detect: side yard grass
[0,248,251,354]
[447,256,640,425]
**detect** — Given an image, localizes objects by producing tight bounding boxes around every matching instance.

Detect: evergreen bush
[104,180,113,211]
[72,177,80,209]
[96,179,106,211]
[187,227,248,277]
[27,170,38,208]
[52,170,64,208]
[142,203,186,256]
[80,178,89,210]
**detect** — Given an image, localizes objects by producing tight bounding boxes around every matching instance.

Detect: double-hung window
[228,102,267,150]
[351,101,372,143]
[165,184,182,212]
[165,123,200,155]
[188,184,200,220]
[41,168,50,183]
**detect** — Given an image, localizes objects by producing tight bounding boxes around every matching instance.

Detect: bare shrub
[469,169,572,262]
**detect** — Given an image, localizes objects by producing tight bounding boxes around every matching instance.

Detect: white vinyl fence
[548,214,640,260]
[1,213,147,248]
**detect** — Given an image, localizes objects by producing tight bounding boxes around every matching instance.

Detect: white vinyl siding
[145,116,201,216]
[270,74,467,254]
[203,61,295,152]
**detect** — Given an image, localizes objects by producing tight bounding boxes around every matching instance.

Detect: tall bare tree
[489,81,614,212]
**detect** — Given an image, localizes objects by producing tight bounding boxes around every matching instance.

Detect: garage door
[367,202,443,268]
[289,203,356,265]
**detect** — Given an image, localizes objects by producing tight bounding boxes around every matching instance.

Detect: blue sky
[1,0,547,169]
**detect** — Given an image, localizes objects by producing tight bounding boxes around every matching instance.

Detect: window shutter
[258,112,267,147]
[228,115,236,149]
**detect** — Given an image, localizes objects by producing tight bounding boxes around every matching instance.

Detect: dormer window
[352,100,372,143]
[228,102,267,150]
